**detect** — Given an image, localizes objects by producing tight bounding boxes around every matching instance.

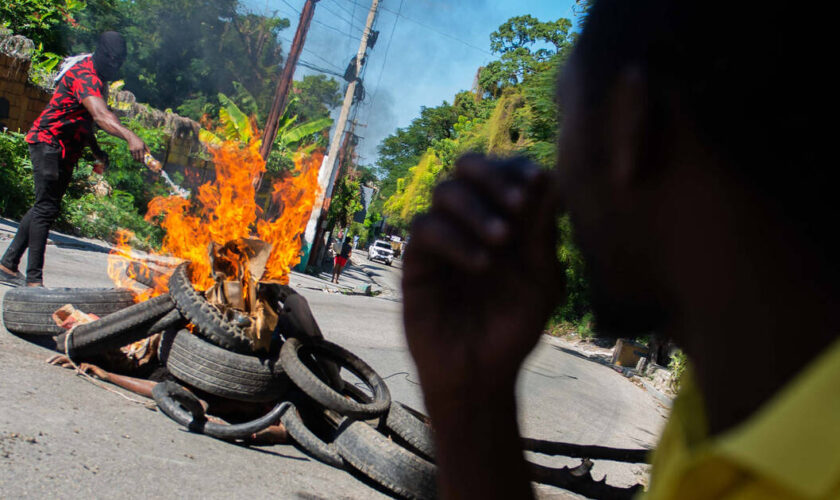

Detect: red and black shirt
[26,56,105,164]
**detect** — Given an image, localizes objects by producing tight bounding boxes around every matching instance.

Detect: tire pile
[2,262,437,500]
[3,263,648,500]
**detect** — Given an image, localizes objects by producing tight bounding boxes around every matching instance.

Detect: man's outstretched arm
[82,96,149,165]
[403,155,565,499]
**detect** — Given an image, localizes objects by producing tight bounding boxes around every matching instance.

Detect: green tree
[327,176,363,232]
[288,75,342,124]
[478,15,572,98]
[69,0,290,115]
[0,0,85,53]
[375,103,459,206]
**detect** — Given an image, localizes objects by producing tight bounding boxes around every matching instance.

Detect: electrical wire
[319,0,366,33]
[280,35,346,73]
[376,3,494,57]
[325,0,357,21]
[364,0,402,118]
[298,59,346,78]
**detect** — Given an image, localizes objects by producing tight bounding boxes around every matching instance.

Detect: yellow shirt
[645,339,840,499]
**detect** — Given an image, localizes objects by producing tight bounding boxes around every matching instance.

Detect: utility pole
[323,0,379,201]
[297,0,380,271]
[259,0,319,161]
[324,120,357,213]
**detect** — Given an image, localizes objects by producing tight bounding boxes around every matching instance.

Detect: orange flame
[108,137,322,297]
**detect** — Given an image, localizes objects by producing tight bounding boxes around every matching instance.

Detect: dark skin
[82,95,158,170]
[0,95,154,283]
[403,52,840,498]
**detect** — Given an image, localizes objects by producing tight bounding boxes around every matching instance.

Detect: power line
[323,0,366,31]
[298,59,346,78]
[285,0,364,40]
[326,0,357,21]
[378,4,493,56]
[279,0,299,14]
[312,18,361,40]
[365,0,402,116]
[280,35,345,72]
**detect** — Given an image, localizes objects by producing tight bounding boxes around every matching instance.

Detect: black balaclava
[92,31,126,82]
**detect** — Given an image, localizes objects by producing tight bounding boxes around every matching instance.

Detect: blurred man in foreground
[403,1,835,498]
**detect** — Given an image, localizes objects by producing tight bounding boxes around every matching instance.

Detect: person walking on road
[403,1,837,499]
[332,239,353,284]
[0,32,158,288]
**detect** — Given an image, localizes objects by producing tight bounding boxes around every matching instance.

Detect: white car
[368,240,394,266]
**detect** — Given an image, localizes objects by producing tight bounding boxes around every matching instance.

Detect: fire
[107,137,322,298]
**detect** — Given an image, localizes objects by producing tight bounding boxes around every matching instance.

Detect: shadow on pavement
[1,218,112,254]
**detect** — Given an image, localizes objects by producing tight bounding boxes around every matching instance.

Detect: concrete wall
[0,53,52,133]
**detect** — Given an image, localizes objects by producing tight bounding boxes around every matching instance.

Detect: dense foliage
[0,131,35,219]
[65,0,290,120]
[1,1,341,249]
[0,0,85,54]
[0,121,165,248]
[375,15,590,323]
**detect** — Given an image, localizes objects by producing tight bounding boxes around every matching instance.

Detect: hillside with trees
[373,14,591,324]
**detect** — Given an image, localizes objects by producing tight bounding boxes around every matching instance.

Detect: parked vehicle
[368,240,394,266]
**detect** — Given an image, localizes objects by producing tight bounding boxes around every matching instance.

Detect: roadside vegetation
[1,0,339,248]
[370,14,595,330]
[1,0,618,345]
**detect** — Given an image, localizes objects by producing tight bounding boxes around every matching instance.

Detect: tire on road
[279,337,391,419]
[55,294,182,357]
[168,262,254,353]
[269,289,341,390]
[334,419,437,500]
[280,402,346,469]
[383,402,435,462]
[159,328,289,403]
[2,287,136,336]
[153,380,291,440]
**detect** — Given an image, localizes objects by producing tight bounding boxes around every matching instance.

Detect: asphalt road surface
[0,229,667,499]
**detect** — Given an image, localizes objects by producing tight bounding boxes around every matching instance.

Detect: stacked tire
[1,263,441,500]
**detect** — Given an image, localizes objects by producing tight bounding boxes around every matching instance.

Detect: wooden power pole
[259,0,319,160]
[297,0,380,270]
[322,0,379,199]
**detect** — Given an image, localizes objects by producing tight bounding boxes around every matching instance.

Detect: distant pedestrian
[331,240,353,284]
[0,32,158,288]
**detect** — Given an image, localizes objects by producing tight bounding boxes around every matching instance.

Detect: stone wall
[0,52,52,133]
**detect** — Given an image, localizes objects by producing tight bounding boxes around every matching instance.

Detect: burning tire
[279,337,391,419]
[334,419,437,500]
[168,263,254,353]
[2,287,135,336]
[127,261,171,289]
[55,295,183,358]
[159,328,289,403]
[383,402,436,462]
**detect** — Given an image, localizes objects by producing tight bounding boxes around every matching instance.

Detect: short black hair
[574,1,834,262]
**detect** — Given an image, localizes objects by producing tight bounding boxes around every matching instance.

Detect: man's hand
[403,154,565,499]
[404,154,564,396]
[127,135,148,163]
[82,96,147,162]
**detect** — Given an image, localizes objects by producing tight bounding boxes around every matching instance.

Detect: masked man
[1,32,157,287]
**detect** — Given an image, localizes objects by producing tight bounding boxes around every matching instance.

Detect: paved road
[0,229,667,499]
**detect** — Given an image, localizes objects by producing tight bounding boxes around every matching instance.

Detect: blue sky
[245,0,580,164]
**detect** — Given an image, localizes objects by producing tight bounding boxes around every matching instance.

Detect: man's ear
[606,66,653,188]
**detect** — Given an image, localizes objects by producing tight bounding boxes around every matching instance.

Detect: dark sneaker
[0,267,24,287]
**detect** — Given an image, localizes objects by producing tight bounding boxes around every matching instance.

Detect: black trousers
[1,143,73,283]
